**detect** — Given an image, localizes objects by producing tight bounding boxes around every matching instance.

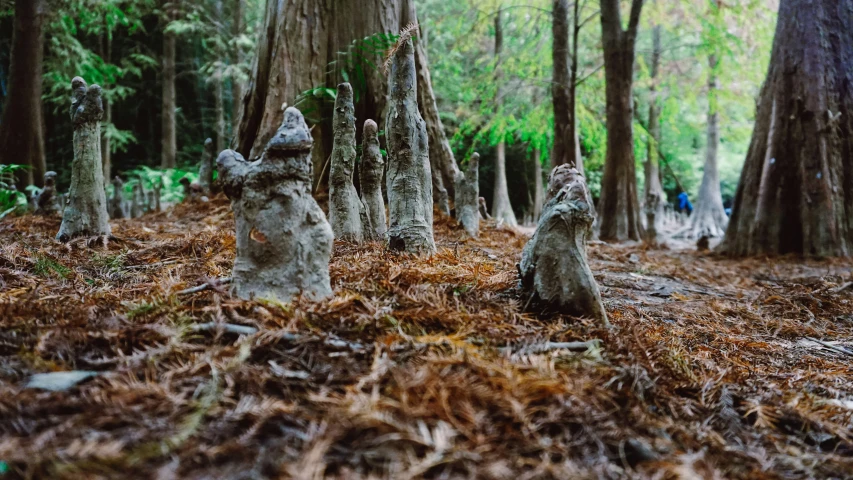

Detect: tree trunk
[533,148,544,221]
[643,21,666,244]
[231,0,244,127]
[0,0,47,188]
[597,0,644,242]
[161,2,177,169]
[100,28,113,181]
[691,54,728,238]
[491,8,518,227]
[213,1,226,153]
[551,0,571,168]
[57,78,111,242]
[722,0,853,257]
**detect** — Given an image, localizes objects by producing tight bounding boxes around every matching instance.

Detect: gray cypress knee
[328,83,369,242]
[109,176,125,219]
[360,119,386,239]
[36,171,59,216]
[57,77,111,242]
[519,165,608,326]
[199,138,215,195]
[454,153,480,237]
[217,106,333,302]
[385,38,435,254]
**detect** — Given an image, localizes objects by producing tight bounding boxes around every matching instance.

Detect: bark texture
[57,78,111,242]
[723,0,853,257]
[551,0,572,168]
[360,119,386,239]
[231,0,244,125]
[218,107,333,301]
[0,0,47,188]
[643,21,666,244]
[690,54,729,239]
[109,176,125,219]
[161,3,177,169]
[597,0,644,242]
[199,138,216,195]
[454,153,480,238]
[519,165,608,325]
[491,10,518,227]
[329,83,369,242]
[385,39,435,254]
[35,172,58,216]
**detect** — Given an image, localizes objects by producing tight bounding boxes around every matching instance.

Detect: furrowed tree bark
[218,107,333,301]
[690,54,728,239]
[57,78,111,242]
[386,38,435,254]
[597,0,644,242]
[0,0,47,188]
[199,138,215,195]
[643,20,666,244]
[161,1,177,169]
[454,152,480,237]
[329,83,369,242]
[360,119,386,239]
[520,165,608,325]
[491,8,518,227]
[722,0,853,257]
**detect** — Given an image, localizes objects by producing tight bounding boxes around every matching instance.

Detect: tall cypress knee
[385,38,435,254]
[360,119,386,239]
[520,165,608,326]
[218,107,333,301]
[199,138,216,195]
[329,83,369,242]
[57,77,111,242]
[454,153,480,238]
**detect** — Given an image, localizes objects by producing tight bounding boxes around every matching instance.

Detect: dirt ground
[1,198,852,479]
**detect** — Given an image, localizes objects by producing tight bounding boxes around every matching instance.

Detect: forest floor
[1,197,852,479]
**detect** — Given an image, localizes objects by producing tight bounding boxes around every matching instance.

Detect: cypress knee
[519,165,608,326]
[35,171,58,216]
[199,138,215,195]
[57,77,110,242]
[454,153,480,237]
[217,106,333,302]
[385,38,435,254]
[130,183,143,218]
[328,83,369,242]
[109,176,124,219]
[360,119,386,239]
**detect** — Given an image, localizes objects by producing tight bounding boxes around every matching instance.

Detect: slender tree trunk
[161,1,177,168]
[722,0,853,257]
[551,0,571,168]
[643,21,666,243]
[533,148,544,221]
[212,0,226,153]
[100,28,113,181]
[231,0,244,128]
[491,8,517,226]
[597,0,644,241]
[691,54,728,238]
[0,0,47,188]
[568,0,583,174]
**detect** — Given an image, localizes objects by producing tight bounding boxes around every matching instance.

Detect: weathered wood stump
[35,171,58,216]
[57,77,111,242]
[217,106,333,301]
[454,153,480,237]
[519,165,608,325]
[328,83,369,242]
[199,138,215,195]
[109,176,125,219]
[360,119,386,239]
[385,38,435,254]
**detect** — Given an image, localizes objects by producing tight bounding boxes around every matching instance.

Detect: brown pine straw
[1,197,852,478]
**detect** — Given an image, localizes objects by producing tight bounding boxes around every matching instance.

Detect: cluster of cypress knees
[50,39,607,325]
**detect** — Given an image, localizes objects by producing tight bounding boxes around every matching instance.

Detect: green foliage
[121,166,198,204]
[33,255,71,279]
[0,164,28,217]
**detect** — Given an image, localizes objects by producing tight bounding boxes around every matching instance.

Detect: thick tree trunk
[0,0,47,188]
[57,78,111,242]
[691,54,728,239]
[722,0,853,257]
[329,83,369,242]
[597,0,644,242]
[161,3,177,169]
[491,9,517,227]
[386,38,435,254]
[643,22,666,244]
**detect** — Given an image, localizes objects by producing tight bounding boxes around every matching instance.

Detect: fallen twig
[806,336,853,357]
[499,339,601,354]
[190,322,258,336]
[176,277,232,295]
[831,282,853,294]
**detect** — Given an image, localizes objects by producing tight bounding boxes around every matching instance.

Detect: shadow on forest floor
[1,197,852,479]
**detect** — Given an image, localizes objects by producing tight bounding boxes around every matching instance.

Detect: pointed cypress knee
[199,138,216,195]
[385,38,435,254]
[217,107,333,302]
[36,171,58,216]
[328,83,369,242]
[519,165,608,326]
[454,153,480,237]
[360,119,386,239]
[109,176,125,219]
[57,77,110,242]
